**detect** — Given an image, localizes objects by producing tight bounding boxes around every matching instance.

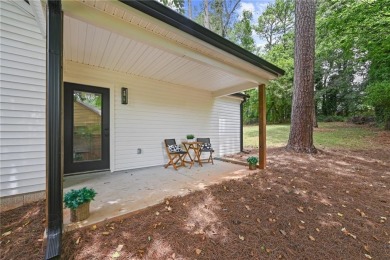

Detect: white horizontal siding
[0,151,46,160]
[0,144,45,153]
[0,176,45,195]
[1,164,45,176]
[1,45,45,61]
[0,1,46,197]
[65,62,242,172]
[0,52,45,67]
[64,66,241,171]
[0,103,44,112]
[0,170,44,181]
[1,157,45,168]
[113,88,240,170]
[0,138,45,146]
[214,98,241,156]
[0,182,45,197]
[0,87,46,99]
[113,80,216,170]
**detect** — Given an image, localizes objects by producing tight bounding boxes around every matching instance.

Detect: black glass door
[64,83,110,174]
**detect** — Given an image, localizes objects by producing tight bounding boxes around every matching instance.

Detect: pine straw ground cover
[1,139,389,259]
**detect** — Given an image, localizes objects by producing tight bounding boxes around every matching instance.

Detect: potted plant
[247,156,258,170]
[186,134,195,141]
[64,187,97,222]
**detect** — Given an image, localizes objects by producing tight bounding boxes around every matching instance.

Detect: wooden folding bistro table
[182,141,203,167]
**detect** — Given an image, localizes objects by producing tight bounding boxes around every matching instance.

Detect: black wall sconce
[121,87,128,104]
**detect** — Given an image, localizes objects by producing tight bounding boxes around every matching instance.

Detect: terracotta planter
[249,164,257,170]
[70,202,90,222]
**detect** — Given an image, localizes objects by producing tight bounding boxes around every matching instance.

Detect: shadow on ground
[59,147,389,259]
[1,146,389,259]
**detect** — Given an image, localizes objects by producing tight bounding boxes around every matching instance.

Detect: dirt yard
[1,129,389,259]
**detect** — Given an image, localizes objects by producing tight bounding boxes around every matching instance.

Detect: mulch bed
[0,200,46,259]
[1,137,389,259]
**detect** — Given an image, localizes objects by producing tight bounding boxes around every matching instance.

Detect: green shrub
[366,81,390,130]
[317,115,345,122]
[64,187,97,210]
[247,156,259,165]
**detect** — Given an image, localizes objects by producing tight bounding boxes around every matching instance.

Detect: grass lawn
[244,122,382,150]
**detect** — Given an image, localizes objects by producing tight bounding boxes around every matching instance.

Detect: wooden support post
[258,84,266,169]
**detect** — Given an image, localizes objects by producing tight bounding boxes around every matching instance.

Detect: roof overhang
[119,0,285,77]
[61,0,284,96]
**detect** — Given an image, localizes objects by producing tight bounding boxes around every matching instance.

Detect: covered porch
[63,161,247,231]
[56,0,280,173]
[44,0,284,258]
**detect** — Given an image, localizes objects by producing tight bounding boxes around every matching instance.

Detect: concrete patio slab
[63,160,249,231]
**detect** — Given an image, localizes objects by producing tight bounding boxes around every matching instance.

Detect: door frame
[64,82,110,174]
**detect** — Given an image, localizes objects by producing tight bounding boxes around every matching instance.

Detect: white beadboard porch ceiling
[62,0,274,96]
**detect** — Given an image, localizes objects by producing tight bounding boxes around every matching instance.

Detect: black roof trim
[119,0,285,77]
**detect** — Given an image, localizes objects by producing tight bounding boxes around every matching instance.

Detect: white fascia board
[212,82,260,98]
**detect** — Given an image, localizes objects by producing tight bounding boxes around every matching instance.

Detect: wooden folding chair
[196,138,214,164]
[164,139,190,170]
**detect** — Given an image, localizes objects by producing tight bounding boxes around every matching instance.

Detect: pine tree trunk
[286,0,317,153]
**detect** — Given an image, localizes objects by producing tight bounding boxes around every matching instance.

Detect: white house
[1,0,47,207]
[0,0,283,205]
[0,0,283,208]
[1,1,284,256]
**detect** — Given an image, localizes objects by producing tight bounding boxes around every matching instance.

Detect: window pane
[73,91,102,162]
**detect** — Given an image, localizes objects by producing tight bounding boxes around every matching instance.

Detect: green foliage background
[157,0,390,129]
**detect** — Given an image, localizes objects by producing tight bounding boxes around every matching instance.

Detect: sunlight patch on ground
[333,160,351,166]
[107,199,121,205]
[184,194,227,239]
[319,197,333,207]
[328,169,359,178]
[287,156,312,164]
[318,219,342,228]
[129,238,181,260]
[4,205,42,232]
[120,231,132,239]
[222,169,249,180]
[292,178,312,186]
[292,188,310,202]
[196,182,206,189]
[79,235,105,259]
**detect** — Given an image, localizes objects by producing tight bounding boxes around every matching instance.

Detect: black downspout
[45,0,63,259]
[240,96,248,152]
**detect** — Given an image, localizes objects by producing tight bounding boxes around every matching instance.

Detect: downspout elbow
[45,225,62,259]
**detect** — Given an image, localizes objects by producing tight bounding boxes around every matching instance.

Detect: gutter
[118,0,285,77]
[231,93,250,152]
[45,0,63,259]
